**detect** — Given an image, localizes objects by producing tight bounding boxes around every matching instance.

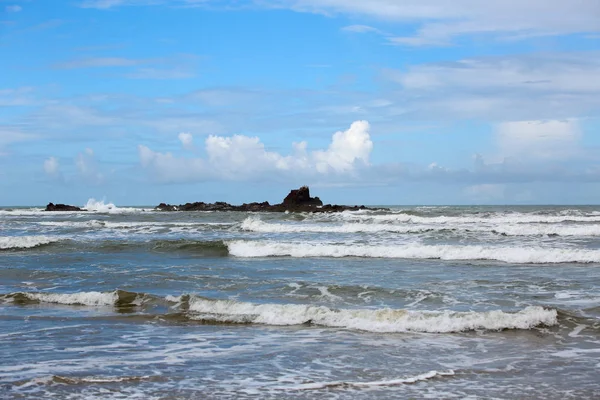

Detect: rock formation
[45,203,85,212]
[154,186,374,213]
[282,186,323,207]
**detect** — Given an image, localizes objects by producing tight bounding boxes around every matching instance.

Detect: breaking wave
[275,370,455,390]
[0,235,61,250]
[339,211,600,225]
[0,290,143,307]
[241,217,600,237]
[2,291,558,333]
[179,296,557,333]
[227,240,600,263]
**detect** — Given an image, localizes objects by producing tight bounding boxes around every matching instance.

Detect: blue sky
[1,0,599,205]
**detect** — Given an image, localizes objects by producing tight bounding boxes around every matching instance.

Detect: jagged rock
[282,185,323,207]
[156,203,176,211]
[45,203,84,212]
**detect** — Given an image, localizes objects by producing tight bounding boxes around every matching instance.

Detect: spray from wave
[82,199,143,214]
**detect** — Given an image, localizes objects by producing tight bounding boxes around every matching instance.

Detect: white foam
[241,217,435,234]
[0,236,59,250]
[186,297,557,333]
[12,291,135,306]
[38,220,231,231]
[488,224,600,237]
[341,211,600,225]
[227,240,600,263]
[275,370,455,390]
[241,217,600,237]
[0,208,45,216]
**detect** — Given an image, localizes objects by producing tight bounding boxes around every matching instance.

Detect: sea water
[1,203,599,399]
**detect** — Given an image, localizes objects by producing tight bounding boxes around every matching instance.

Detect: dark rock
[156,203,176,211]
[154,186,385,213]
[45,202,84,212]
[282,185,323,207]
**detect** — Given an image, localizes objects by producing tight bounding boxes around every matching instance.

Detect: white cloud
[77,1,600,45]
[178,132,194,149]
[139,120,374,182]
[43,157,60,178]
[312,120,373,173]
[5,5,22,13]
[125,67,196,80]
[54,54,199,79]
[0,126,36,153]
[496,119,581,160]
[391,54,600,93]
[75,148,104,183]
[382,52,600,121]
[267,0,600,45]
[0,87,36,106]
[341,25,382,34]
[464,184,506,202]
[55,57,144,69]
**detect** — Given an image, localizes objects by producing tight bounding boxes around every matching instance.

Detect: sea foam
[184,297,557,333]
[3,290,141,306]
[340,211,600,225]
[275,370,455,390]
[227,240,600,263]
[241,217,600,237]
[0,236,59,250]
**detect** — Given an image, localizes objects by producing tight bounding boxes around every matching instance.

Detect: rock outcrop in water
[45,203,85,212]
[282,186,323,207]
[155,186,372,213]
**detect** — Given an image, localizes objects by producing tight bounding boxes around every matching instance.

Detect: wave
[241,217,600,237]
[339,210,600,225]
[0,235,60,250]
[226,240,600,263]
[241,217,439,234]
[38,220,233,231]
[0,290,143,306]
[83,199,145,214]
[275,370,455,390]
[1,290,559,332]
[180,296,557,333]
[14,374,157,389]
[151,239,229,255]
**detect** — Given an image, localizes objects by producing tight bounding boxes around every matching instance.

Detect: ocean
[1,201,599,399]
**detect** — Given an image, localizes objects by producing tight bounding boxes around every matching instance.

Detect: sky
[1,0,599,206]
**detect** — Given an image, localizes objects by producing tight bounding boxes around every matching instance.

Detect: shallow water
[1,204,599,398]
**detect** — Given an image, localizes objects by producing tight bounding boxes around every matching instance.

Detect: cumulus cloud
[312,120,373,173]
[139,120,373,182]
